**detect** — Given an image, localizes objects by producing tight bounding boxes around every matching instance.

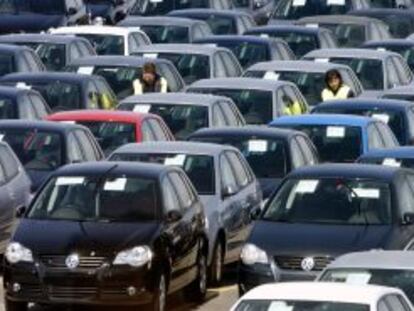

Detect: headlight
[5,242,33,264]
[240,243,268,265]
[113,246,153,267]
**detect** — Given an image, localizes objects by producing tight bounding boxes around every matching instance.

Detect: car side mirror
[67,7,78,15]
[222,185,237,199]
[403,212,414,225]
[16,206,27,218]
[250,207,261,220]
[166,210,183,223]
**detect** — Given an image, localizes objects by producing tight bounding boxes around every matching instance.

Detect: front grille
[274,256,333,271]
[48,286,97,300]
[40,255,106,269]
[15,284,43,299]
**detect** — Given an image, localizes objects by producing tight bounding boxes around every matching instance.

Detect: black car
[239,164,414,294]
[4,161,208,311]
[0,45,45,78]
[0,121,104,192]
[194,35,295,69]
[85,0,129,24]
[0,34,96,71]
[188,127,318,199]
[0,86,50,120]
[0,73,118,112]
[0,0,88,34]
[358,146,414,168]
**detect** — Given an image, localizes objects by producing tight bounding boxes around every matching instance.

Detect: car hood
[13,219,161,255]
[0,13,65,33]
[249,221,393,256]
[26,170,52,193]
[259,178,282,199]
[87,3,112,18]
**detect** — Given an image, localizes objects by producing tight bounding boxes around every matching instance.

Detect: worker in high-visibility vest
[133,62,168,95]
[321,69,354,102]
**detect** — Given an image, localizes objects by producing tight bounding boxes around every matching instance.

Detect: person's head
[142,62,157,84]
[325,69,343,91]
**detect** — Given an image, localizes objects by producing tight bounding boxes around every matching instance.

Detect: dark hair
[143,62,157,74]
[325,69,343,86]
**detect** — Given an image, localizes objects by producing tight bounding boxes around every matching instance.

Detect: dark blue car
[358,146,414,169]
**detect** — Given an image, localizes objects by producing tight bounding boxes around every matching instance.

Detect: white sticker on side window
[150,0,163,2]
[133,104,151,113]
[327,0,345,5]
[305,23,319,28]
[315,58,329,63]
[295,180,319,193]
[16,82,31,90]
[164,154,186,166]
[248,140,268,152]
[326,126,345,138]
[144,53,158,59]
[371,113,390,124]
[268,302,294,311]
[292,0,306,6]
[263,71,280,81]
[104,178,127,191]
[352,188,380,199]
[56,177,85,186]
[260,33,269,39]
[60,121,76,124]
[78,66,94,75]
[383,158,401,167]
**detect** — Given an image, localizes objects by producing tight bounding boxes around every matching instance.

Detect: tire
[5,299,27,311]
[208,242,223,286]
[149,273,167,311]
[184,252,207,302]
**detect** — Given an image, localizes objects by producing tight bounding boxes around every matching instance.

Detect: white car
[49,26,151,56]
[231,282,413,311]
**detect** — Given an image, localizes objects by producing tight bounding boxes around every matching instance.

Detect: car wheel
[184,251,207,302]
[150,273,167,311]
[5,299,27,311]
[209,242,223,286]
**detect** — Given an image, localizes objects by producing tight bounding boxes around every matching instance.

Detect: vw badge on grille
[301,257,315,271]
[65,254,80,269]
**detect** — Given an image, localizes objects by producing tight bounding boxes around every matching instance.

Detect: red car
[47,110,174,155]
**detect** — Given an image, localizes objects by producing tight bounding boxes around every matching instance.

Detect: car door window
[29,93,49,119]
[285,85,307,113]
[220,51,241,77]
[193,25,204,40]
[94,79,117,110]
[220,101,239,126]
[220,153,239,194]
[296,135,317,165]
[226,151,250,188]
[19,96,37,120]
[24,51,42,71]
[148,118,169,141]
[386,58,400,88]
[378,300,392,311]
[368,124,385,149]
[86,81,100,109]
[169,172,193,210]
[392,56,412,85]
[212,103,227,127]
[74,130,97,161]
[213,53,227,77]
[0,157,7,186]
[76,41,92,57]
[385,295,409,311]
[69,43,82,60]
[291,139,306,168]
[16,54,30,72]
[128,34,139,53]
[0,145,19,181]
[162,176,181,213]
[376,122,398,148]
[67,132,84,163]
[141,120,156,141]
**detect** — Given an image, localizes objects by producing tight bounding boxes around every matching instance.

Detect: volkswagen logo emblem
[301,257,315,272]
[65,254,80,270]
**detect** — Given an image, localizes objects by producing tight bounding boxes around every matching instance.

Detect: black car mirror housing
[67,7,78,15]
[16,206,27,218]
[403,212,414,225]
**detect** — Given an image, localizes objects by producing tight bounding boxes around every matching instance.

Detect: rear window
[216,41,270,68]
[333,24,366,47]
[78,34,124,55]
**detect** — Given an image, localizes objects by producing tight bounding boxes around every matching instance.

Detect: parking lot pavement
[0,266,239,311]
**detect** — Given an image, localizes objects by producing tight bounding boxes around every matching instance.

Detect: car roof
[287,163,404,182]
[363,39,414,47]
[0,85,32,98]
[247,25,323,35]
[0,34,86,44]
[119,16,204,27]
[68,55,172,67]
[190,126,304,140]
[188,77,294,91]
[121,92,229,106]
[1,72,97,83]
[168,8,252,18]
[133,43,228,55]
[315,98,413,111]
[305,48,399,60]
[297,15,381,25]
[50,26,142,36]
[195,35,284,45]
[113,141,237,156]
[239,282,401,304]
[55,161,173,179]
[0,43,31,54]
[247,60,350,72]
[326,251,414,270]
[270,114,374,127]
[47,110,150,123]
[359,147,414,159]
[0,120,86,133]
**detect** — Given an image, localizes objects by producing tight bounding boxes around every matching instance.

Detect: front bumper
[4,259,155,306]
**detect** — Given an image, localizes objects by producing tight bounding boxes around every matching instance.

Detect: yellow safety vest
[321,85,351,102]
[283,101,303,116]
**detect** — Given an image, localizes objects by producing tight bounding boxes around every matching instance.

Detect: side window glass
[94,79,117,110]
[0,160,6,185]
[148,119,169,141]
[24,51,41,71]
[376,122,397,147]
[220,154,238,193]
[19,96,37,120]
[29,94,48,119]
[213,53,227,77]
[378,299,391,311]
[212,104,227,127]
[386,58,400,88]
[368,124,385,149]
[86,81,100,109]
[220,101,239,126]
[193,26,204,39]
[0,145,19,181]
[67,132,84,163]
[128,34,139,53]
[74,130,97,161]
[220,52,240,77]
[400,175,414,215]
[392,56,412,85]
[226,152,250,188]
[69,43,82,60]
[16,55,29,72]
[162,177,181,213]
[296,136,317,165]
[385,295,408,311]
[141,120,156,141]
[169,172,193,209]
[291,139,306,168]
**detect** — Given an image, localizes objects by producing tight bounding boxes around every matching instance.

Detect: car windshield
[203,16,237,35]
[255,32,317,57]
[276,124,362,162]
[360,157,414,169]
[192,137,287,178]
[110,153,215,194]
[36,43,66,71]
[322,268,414,303]
[192,88,273,124]
[132,0,210,15]
[138,25,190,44]
[0,54,14,77]
[141,53,209,85]
[77,121,136,156]
[328,58,383,90]
[263,178,392,225]
[379,15,414,38]
[235,300,369,311]
[130,103,208,140]
[331,24,366,47]
[19,81,82,111]
[78,34,124,55]
[0,129,62,171]
[28,175,160,222]
[216,41,270,68]
[273,0,352,20]
[378,46,414,71]
[315,108,406,145]
[0,97,15,119]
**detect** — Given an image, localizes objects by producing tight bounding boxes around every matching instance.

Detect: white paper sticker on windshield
[144,53,158,59]
[16,82,31,90]
[346,273,372,285]
[305,23,319,28]
[315,58,329,63]
[164,154,186,166]
[60,120,76,124]
[371,113,390,124]
[0,134,4,141]
[56,177,85,186]
[260,33,269,39]
[263,71,280,81]
[377,48,387,52]
[78,66,94,75]
[328,0,345,5]
[150,0,163,2]
[205,43,217,48]
[133,104,151,113]
[352,188,380,199]
[104,178,127,191]
[293,0,306,6]
[383,158,401,167]
[268,301,294,311]
[248,140,268,152]
[326,126,345,138]
[295,180,319,193]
